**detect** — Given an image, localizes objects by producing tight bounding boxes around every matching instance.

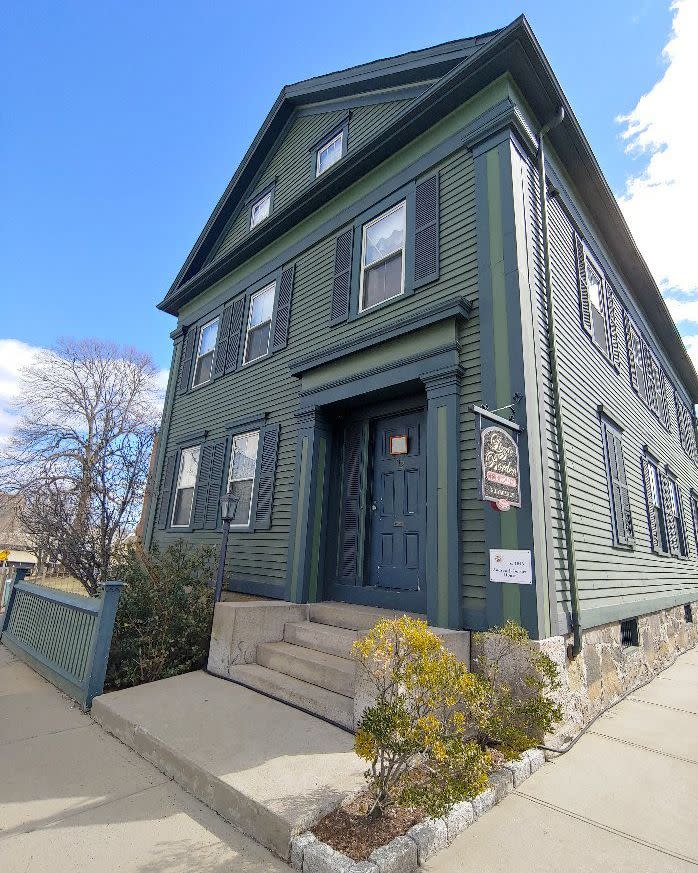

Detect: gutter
[537,107,582,657]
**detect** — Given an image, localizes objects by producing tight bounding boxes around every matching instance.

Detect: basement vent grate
[685,603,694,624]
[620,617,639,648]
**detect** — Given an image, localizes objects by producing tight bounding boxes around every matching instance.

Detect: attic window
[316,131,343,176]
[250,191,272,229]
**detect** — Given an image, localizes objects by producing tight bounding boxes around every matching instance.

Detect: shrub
[352,616,491,819]
[105,540,217,690]
[472,620,562,758]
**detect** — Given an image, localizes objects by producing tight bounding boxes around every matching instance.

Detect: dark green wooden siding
[209,97,420,264]
[526,151,698,628]
[152,144,484,605]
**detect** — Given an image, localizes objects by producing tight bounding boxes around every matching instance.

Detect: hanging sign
[390,435,408,455]
[479,425,521,509]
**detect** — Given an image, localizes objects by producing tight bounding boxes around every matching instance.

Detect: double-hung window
[644,456,669,553]
[601,420,633,546]
[171,445,200,527]
[250,191,272,229]
[668,477,688,556]
[359,201,406,312]
[316,131,343,176]
[244,281,275,364]
[192,318,219,387]
[227,430,260,526]
[585,256,608,355]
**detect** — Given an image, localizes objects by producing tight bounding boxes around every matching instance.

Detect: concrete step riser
[230,664,354,731]
[257,642,354,698]
[308,602,423,632]
[283,621,359,659]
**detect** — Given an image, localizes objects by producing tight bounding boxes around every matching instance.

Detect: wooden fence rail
[1,570,123,708]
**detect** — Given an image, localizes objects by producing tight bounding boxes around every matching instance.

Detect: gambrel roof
[159,15,698,401]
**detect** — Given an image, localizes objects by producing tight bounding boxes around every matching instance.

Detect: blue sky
[1,1,695,428]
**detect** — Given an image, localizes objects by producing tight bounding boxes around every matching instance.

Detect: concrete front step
[256,640,355,698]
[309,601,425,632]
[91,671,364,860]
[284,620,359,659]
[230,663,354,730]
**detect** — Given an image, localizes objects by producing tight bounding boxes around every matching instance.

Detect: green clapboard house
[145,16,698,711]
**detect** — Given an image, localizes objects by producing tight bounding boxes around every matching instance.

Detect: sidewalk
[0,643,287,872]
[430,646,698,872]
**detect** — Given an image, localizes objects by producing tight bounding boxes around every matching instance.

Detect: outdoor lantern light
[214,492,239,603]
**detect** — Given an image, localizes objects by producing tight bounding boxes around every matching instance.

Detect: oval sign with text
[480,426,521,508]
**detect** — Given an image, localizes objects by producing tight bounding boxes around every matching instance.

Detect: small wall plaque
[390,435,408,455]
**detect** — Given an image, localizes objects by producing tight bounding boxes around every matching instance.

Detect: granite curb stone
[291,749,545,870]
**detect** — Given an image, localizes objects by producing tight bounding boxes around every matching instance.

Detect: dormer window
[316,131,343,176]
[250,191,272,229]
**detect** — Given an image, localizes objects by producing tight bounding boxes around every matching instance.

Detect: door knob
[371,504,377,511]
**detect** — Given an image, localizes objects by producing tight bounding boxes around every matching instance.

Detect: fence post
[1,567,29,634]
[84,580,124,707]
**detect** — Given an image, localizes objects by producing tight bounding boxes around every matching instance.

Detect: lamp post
[214,492,239,603]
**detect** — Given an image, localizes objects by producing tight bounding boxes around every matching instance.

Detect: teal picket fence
[1,570,123,708]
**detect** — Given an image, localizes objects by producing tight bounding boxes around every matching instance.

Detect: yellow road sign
[0,550,9,562]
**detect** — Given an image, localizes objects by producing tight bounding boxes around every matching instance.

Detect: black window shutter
[191,443,213,530]
[330,228,353,324]
[658,371,671,429]
[606,284,622,370]
[339,422,364,584]
[224,297,246,374]
[642,457,659,552]
[156,453,177,529]
[272,265,295,352]
[574,234,592,337]
[677,483,689,556]
[414,172,439,288]
[625,313,640,393]
[604,425,633,545]
[254,424,279,530]
[660,473,679,556]
[177,329,197,395]
[205,439,228,530]
[212,304,234,380]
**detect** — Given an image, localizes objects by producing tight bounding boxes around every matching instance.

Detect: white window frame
[170,445,200,528]
[191,317,219,388]
[250,191,272,229]
[316,131,343,177]
[359,201,406,313]
[583,250,609,354]
[243,281,276,365]
[227,430,260,528]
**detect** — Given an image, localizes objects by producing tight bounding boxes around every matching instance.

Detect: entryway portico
[285,299,470,629]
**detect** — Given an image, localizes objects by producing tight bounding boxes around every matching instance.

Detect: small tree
[472,620,562,758]
[353,616,491,819]
[105,540,217,690]
[0,338,159,595]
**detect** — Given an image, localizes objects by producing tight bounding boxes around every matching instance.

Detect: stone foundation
[536,601,698,745]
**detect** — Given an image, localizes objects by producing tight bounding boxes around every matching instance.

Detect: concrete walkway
[430,646,698,872]
[0,644,287,872]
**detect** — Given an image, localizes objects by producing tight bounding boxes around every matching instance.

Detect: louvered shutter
[574,234,592,336]
[204,439,227,530]
[604,425,633,546]
[272,265,294,352]
[330,228,353,324]
[625,313,639,393]
[212,304,234,380]
[642,458,659,552]
[191,443,213,530]
[339,422,364,584]
[658,371,671,429]
[254,424,279,530]
[661,473,679,555]
[606,284,622,370]
[224,297,246,374]
[414,172,439,287]
[677,483,689,556]
[177,329,196,395]
[156,453,177,529]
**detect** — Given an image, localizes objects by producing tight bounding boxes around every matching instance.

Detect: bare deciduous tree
[0,338,159,595]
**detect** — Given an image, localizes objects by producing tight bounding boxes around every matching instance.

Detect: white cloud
[0,339,45,445]
[617,0,698,296]
[681,335,698,374]
[664,297,698,326]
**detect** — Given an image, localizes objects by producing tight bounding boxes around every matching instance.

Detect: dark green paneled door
[368,411,426,594]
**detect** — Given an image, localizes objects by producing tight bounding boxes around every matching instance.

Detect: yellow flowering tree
[352,616,491,818]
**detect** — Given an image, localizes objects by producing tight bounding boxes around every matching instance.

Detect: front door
[368,411,426,592]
